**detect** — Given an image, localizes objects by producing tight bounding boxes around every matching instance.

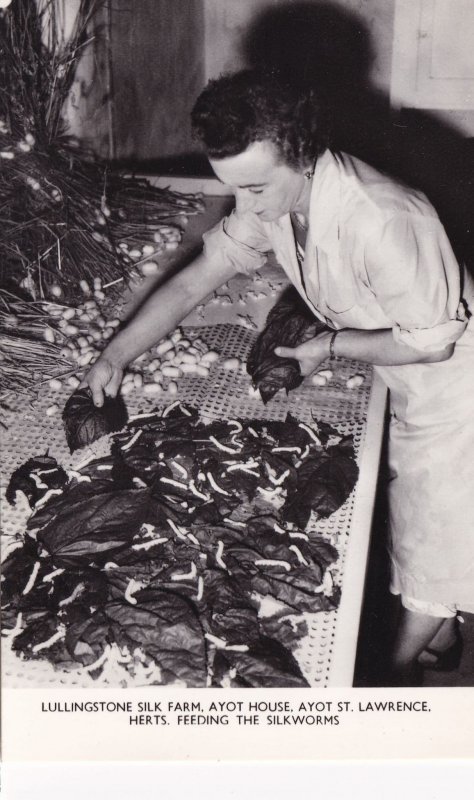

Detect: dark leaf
[284,455,359,528]
[213,636,309,688]
[37,488,153,566]
[247,286,328,402]
[65,611,114,666]
[6,455,69,507]
[106,590,207,686]
[63,388,128,452]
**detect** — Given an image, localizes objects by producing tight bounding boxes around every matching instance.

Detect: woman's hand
[275,331,333,376]
[81,354,124,407]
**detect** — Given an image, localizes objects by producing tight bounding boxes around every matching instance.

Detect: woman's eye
[250,189,264,194]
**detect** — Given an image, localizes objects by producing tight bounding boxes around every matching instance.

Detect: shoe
[418,627,463,672]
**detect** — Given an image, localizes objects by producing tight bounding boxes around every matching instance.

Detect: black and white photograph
[1,0,474,783]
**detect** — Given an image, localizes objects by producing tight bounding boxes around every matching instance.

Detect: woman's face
[209,140,309,223]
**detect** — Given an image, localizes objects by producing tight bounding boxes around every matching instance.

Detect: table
[1,228,387,689]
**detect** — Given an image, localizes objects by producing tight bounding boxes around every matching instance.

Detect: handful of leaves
[62,388,128,452]
[247,287,329,403]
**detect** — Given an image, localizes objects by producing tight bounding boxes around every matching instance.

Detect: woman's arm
[275,328,454,376]
[84,251,238,405]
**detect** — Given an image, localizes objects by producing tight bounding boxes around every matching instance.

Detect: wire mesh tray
[1,323,377,689]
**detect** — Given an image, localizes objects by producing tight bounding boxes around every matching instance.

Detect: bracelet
[329,331,339,360]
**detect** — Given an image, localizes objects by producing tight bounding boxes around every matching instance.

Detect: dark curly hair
[191,70,330,170]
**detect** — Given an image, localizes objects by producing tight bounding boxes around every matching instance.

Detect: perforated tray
[1,321,385,688]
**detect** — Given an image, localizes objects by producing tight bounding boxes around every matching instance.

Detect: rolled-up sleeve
[364,212,468,352]
[202,209,270,276]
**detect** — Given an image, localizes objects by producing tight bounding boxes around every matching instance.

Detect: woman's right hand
[81,354,124,407]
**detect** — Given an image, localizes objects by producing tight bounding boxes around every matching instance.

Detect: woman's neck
[293,166,314,220]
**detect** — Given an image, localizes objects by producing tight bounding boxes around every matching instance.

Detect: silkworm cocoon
[165,241,179,251]
[102,327,114,340]
[79,280,91,295]
[194,365,209,378]
[133,373,143,389]
[144,383,162,396]
[346,374,365,389]
[177,338,191,349]
[108,318,120,328]
[94,290,105,302]
[200,350,219,364]
[60,347,72,358]
[77,351,94,366]
[311,374,327,387]
[186,346,199,356]
[129,248,142,258]
[46,404,59,416]
[153,231,163,243]
[95,317,106,329]
[161,365,182,378]
[47,305,63,317]
[152,370,163,383]
[87,327,100,341]
[67,376,80,389]
[180,353,198,365]
[121,382,134,395]
[84,300,98,310]
[122,372,135,384]
[48,379,62,391]
[156,339,174,355]
[140,260,159,276]
[147,359,161,372]
[170,330,182,343]
[222,357,240,371]
[43,328,55,343]
[61,307,76,320]
[50,284,62,298]
[162,349,176,362]
[167,380,178,395]
[77,336,89,349]
[317,369,333,380]
[180,362,197,374]
[93,277,102,291]
[64,324,79,336]
[142,244,155,256]
[118,242,129,251]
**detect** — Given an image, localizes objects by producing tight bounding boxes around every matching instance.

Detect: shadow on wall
[243,1,474,274]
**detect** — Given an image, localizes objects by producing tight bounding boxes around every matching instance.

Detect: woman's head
[191,70,329,221]
[191,70,329,171]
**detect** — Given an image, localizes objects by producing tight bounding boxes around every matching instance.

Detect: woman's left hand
[275,331,333,375]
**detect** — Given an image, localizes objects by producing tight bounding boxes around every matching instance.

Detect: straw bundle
[0,0,204,299]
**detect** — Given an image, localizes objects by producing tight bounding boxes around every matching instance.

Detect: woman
[85,70,474,684]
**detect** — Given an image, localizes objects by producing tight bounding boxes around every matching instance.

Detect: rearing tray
[1,322,387,688]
